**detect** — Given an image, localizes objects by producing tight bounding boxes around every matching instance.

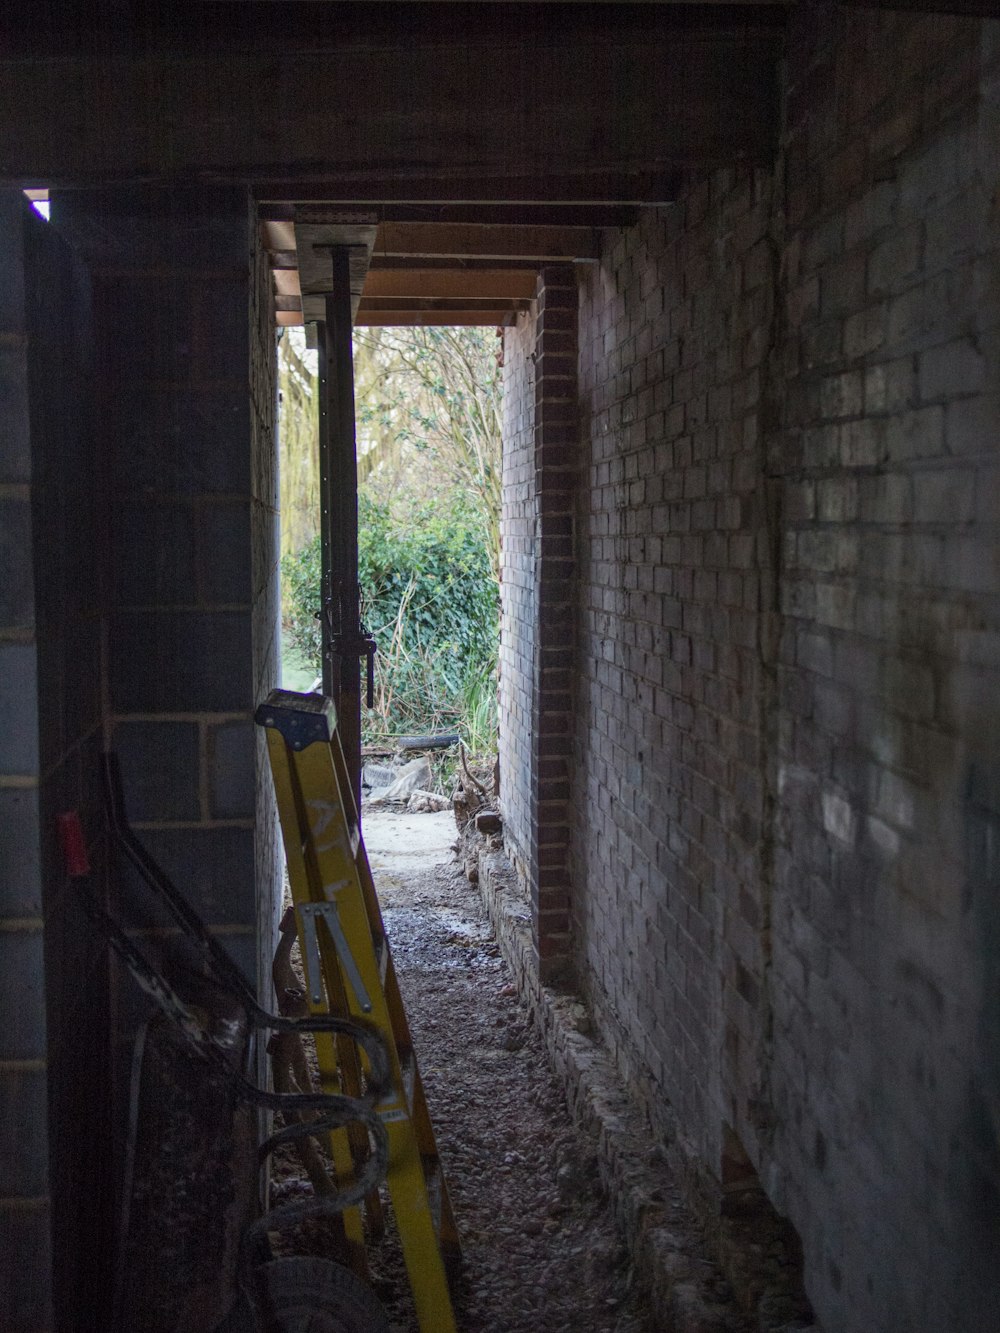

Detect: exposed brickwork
[532,267,579,978]
[767,10,1000,1330]
[499,310,538,902]
[500,270,580,982]
[574,172,776,1192]
[535,10,1000,1332]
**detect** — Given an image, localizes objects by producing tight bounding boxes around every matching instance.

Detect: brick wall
[542,8,1000,1331]
[500,270,580,981]
[499,309,537,896]
[574,174,776,1175]
[0,192,112,1332]
[767,9,1000,1329]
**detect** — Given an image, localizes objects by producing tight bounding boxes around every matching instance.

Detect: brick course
[500,270,580,981]
[497,9,1000,1330]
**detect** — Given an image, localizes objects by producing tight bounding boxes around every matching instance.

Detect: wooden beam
[253,172,683,206]
[355,310,520,328]
[261,203,644,229]
[370,222,601,262]
[273,269,301,297]
[0,10,780,188]
[363,269,537,301]
[358,298,530,314]
[260,219,295,251]
[295,217,378,323]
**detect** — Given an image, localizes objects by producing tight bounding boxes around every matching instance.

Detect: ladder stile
[256,688,461,1332]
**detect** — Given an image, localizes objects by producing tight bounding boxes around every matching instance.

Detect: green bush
[282,494,498,747]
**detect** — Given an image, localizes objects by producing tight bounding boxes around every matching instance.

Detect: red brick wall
[500,269,580,981]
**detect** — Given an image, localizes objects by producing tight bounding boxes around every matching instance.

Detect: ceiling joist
[362,268,538,301]
[369,222,601,263]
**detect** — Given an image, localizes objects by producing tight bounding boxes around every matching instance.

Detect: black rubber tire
[256,1257,390,1333]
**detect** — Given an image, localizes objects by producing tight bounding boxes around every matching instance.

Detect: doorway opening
[277,322,502,805]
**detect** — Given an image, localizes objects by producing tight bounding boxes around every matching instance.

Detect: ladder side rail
[264,725,384,1256]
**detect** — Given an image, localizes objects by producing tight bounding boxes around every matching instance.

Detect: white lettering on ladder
[307,798,343,851]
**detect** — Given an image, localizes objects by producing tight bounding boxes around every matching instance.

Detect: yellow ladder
[256,688,460,1333]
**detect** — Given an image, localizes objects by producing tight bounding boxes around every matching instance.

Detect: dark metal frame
[74,754,393,1327]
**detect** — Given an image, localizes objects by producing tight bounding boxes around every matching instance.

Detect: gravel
[269,813,653,1333]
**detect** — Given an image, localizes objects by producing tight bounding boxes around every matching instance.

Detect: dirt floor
[270,807,653,1333]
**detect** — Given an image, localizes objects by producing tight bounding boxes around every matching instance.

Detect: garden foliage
[282,492,498,748]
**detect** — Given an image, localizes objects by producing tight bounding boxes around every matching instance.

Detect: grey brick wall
[552,9,1000,1331]
[574,173,775,1183]
[499,311,537,895]
[767,9,1000,1330]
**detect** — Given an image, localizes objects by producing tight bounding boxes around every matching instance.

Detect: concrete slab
[362,808,455,889]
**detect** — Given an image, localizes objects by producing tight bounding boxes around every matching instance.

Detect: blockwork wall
[52,188,282,1036]
[0,187,281,1330]
[0,192,112,1332]
[500,8,1000,1330]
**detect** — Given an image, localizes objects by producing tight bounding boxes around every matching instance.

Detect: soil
[268,808,653,1333]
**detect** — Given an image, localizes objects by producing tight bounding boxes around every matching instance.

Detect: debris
[351,808,655,1332]
[407,790,451,814]
[368,757,433,804]
[475,810,502,835]
[396,733,461,751]
[362,762,397,791]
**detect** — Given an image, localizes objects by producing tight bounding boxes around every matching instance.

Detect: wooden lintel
[260,202,644,229]
[358,299,529,316]
[363,268,537,301]
[369,222,602,262]
[1,14,780,187]
[254,172,684,207]
[355,310,520,328]
[360,293,533,307]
